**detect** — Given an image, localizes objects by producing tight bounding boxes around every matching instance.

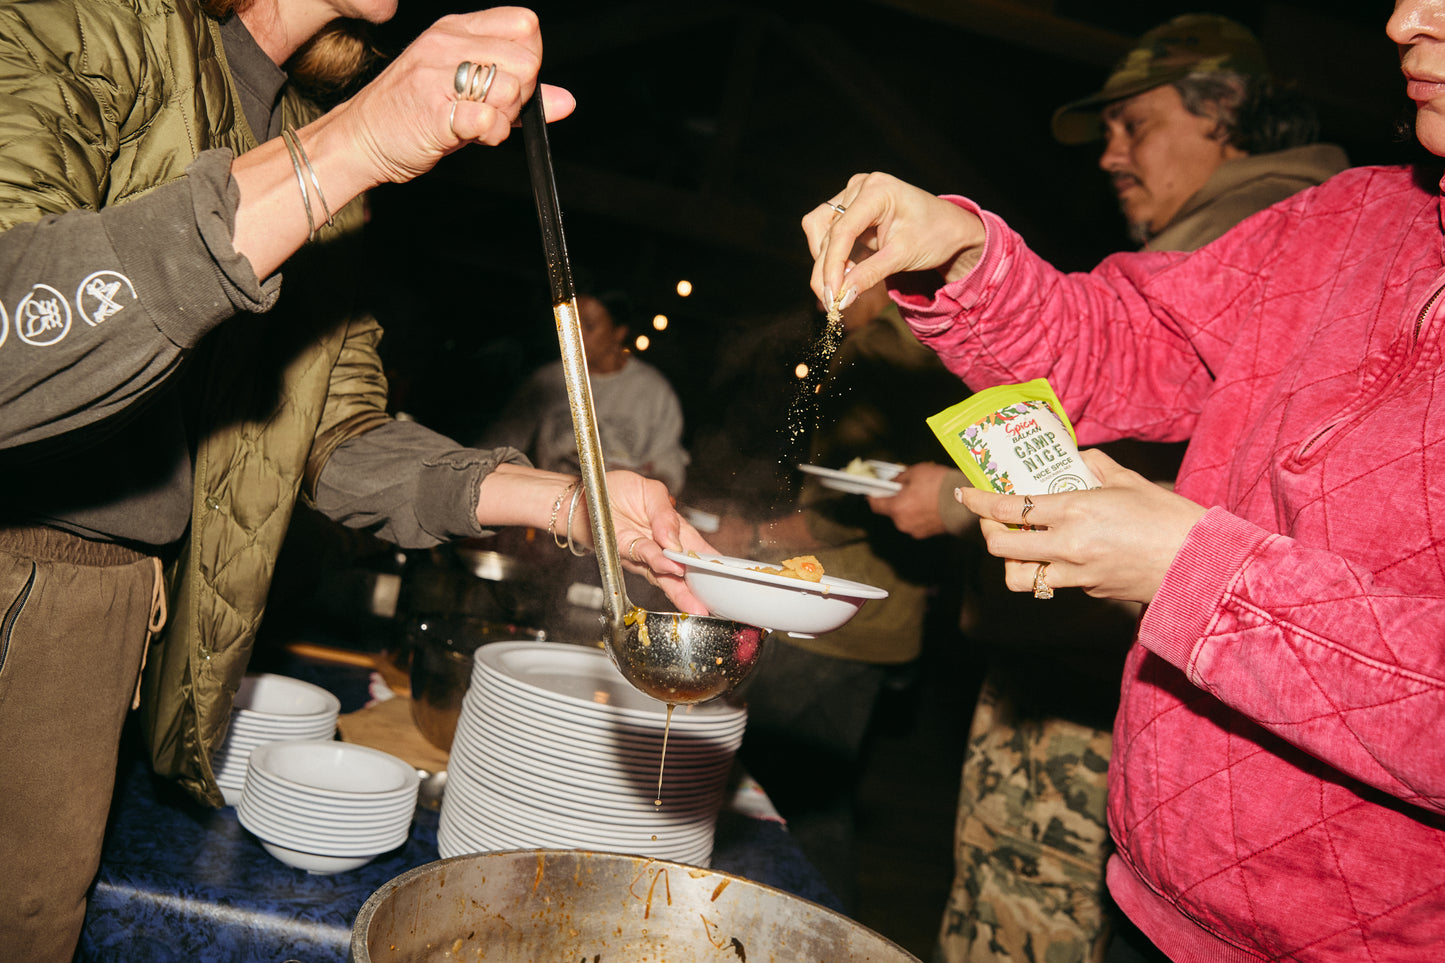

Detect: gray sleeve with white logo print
[0,150,279,450]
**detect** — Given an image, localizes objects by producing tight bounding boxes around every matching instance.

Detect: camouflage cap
[1051,14,1269,144]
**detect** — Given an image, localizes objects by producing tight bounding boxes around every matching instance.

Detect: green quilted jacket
[0,0,388,805]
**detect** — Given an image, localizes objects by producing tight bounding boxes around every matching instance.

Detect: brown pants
[0,527,162,962]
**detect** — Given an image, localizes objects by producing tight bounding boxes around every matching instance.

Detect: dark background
[358,0,1418,510]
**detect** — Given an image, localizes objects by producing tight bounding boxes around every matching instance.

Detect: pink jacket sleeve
[895,197,1223,446]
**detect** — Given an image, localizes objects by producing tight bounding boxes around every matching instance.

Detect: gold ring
[627,535,644,563]
[1032,561,1054,600]
[1020,495,1035,526]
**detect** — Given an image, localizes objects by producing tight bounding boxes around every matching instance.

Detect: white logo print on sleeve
[77,271,136,326]
[16,284,70,346]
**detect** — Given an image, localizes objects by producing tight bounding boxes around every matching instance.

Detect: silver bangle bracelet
[564,484,586,556]
[279,129,315,240]
[283,125,334,232]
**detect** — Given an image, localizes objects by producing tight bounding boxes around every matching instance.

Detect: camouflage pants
[936,666,1114,963]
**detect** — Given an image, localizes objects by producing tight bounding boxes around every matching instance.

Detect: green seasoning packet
[927,378,1100,495]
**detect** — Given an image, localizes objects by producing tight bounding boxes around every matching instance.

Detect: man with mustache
[1070,14,1348,251]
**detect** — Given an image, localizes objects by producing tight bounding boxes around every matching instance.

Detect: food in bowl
[745,554,824,583]
[664,550,886,637]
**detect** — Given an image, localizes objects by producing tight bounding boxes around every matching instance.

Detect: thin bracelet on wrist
[564,484,586,556]
[549,482,576,548]
[279,129,315,240]
[283,125,334,231]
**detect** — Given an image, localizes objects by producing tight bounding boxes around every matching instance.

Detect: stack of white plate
[237,739,420,874]
[439,641,747,866]
[214,673,341,806]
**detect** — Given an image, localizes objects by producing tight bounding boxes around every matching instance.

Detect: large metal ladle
[520,95,768,705]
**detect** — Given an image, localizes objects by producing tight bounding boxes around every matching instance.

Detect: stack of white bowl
[237,739,420,874]
[439,641,747,866]
[214,673,341,806]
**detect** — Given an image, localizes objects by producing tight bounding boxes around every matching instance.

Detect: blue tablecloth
[78,657,837,962]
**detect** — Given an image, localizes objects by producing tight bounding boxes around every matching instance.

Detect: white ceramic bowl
[662,551,888,638]
[233,673,341,721]
[239,776,418,826]
[258,840,378,875]
[237,806,409,854]
[247,740,420,801]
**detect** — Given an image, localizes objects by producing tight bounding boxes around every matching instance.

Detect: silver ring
[627,535,644,563]
[828,202,847,215]
[474,62,498,104]
[454,61,477,97]
[448,100,461,139]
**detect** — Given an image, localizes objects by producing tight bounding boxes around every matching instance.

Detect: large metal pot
[350,849,922,962]
[405,615,545,751]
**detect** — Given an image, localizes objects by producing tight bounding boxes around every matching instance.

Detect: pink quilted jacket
[898,164,1445,961]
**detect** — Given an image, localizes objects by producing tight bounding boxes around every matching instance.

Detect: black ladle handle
[521,93,574,305]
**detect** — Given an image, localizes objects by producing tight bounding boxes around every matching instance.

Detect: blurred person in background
[479,285,689,493]
[711,279,965,911]
[0,4,712,959]
[863,14,1347,962]
[803,0,1445,958]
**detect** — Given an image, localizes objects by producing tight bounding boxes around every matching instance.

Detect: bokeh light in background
[676,280,692,297]
[794,363,809,379]
[652,314,668,331]
[635,334,651,352]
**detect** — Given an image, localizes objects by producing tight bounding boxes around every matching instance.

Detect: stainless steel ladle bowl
[522,96,769,705]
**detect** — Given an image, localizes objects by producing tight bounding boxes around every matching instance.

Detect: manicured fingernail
[953,487,964,502]
[839,287,857,311]
[823,286,834,309]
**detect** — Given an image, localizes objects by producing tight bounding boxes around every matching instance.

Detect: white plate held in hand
[664,550,887,638]
[797,463,904,496]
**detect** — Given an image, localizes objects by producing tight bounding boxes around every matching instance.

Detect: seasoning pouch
[927,378,1101,495]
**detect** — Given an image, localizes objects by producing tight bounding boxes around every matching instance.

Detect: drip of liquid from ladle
[655,703,674,808]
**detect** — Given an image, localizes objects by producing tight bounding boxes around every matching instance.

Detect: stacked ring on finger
[454,62,477,97]
[472,62,498,103]
[455,61,498,103]
[627,535,644,563]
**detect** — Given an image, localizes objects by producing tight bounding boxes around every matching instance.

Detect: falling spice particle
[783,290,848,452]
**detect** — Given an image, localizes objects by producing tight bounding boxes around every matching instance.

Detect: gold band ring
[1032,561,1054,600]
[1020,495,1035,526]
[627,535,644,563]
